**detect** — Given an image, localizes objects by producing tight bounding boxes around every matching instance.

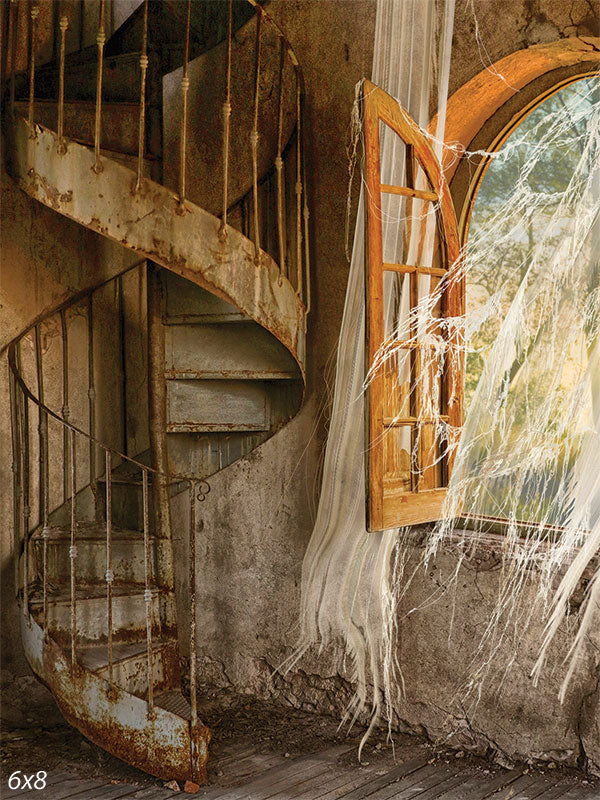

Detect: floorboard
[340,757,432,799]
[3,744,598,800]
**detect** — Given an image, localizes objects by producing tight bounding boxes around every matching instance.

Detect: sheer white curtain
[294,0,455,737]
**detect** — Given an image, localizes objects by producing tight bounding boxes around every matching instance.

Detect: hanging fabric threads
[290,0,456,752]
[291,0,600,751]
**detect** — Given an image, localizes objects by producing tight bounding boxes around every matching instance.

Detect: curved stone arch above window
[436,37,600,243]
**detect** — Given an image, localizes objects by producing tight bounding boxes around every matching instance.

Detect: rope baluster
[135,0,149,193]
[28,3,39,135]
[251,9,262,264]
[70,429,77,671]
[16,344,31,613]
[88,296,96,489]
[142,469,154,717]
[92,0,105,173]
[57,13,68,154]
[8,0,17,114]
[275,38,286,280]
[189,482,198,729]
[179,0,191,209]
[35,325,50,634]
[218,0,233,242]
[295,71,303,299]
[9,368,22,599]
[105,450,113,687]
[60,309,70,503]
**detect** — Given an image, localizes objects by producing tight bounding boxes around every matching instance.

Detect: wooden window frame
[362,79,464,532]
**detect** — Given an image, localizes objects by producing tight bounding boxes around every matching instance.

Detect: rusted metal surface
[4,0,308,784]
[166,379,269,434]
[21,609,210,782]
[163,311,300,378]
[6,112,306,378]
[93,0,106,174]
[29,523,166,587]
[91,639,181,700]
[70,430,77,672]
[28,584,171,648]
[188,485,198,728]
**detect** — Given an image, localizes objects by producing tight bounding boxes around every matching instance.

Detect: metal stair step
[166,379,272,433]
[155,689,192,721]
[29,523,166,587]
[78,637,180,698]
[163,270,250,324]
[30,522,153,543]
[78,637,171,671]
[165,321,299,380]
[28,583,174,646]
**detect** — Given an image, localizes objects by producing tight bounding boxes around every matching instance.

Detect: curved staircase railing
[7,264,212,781]
[4,0,309,785]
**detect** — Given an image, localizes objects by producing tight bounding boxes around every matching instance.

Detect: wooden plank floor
[5,743,597,800]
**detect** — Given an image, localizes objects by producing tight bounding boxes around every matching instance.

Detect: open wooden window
[362,79,464,532]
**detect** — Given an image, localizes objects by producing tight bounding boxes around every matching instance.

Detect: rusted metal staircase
[4,0,308,785]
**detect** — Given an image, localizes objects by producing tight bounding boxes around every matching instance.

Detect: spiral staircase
[4,0,308,785]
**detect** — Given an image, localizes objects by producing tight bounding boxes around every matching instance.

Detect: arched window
[363,62,599,532]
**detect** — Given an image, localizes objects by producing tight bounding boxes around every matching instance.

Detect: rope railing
[135,0,149,193]
[218,0,233,242]
[178,0,192,210]
[8,0,17,114]
[251,7,262,264]
[28,3,39,134]
[56,13,67,154]
[92,0,106,173]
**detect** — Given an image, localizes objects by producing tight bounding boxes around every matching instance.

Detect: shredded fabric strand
[289,0,600,752]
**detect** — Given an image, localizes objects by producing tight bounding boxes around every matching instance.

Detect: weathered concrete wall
[187,0,600,774]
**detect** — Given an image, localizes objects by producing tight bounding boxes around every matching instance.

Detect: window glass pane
[465,77,599,525]
[466,78,598,410]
